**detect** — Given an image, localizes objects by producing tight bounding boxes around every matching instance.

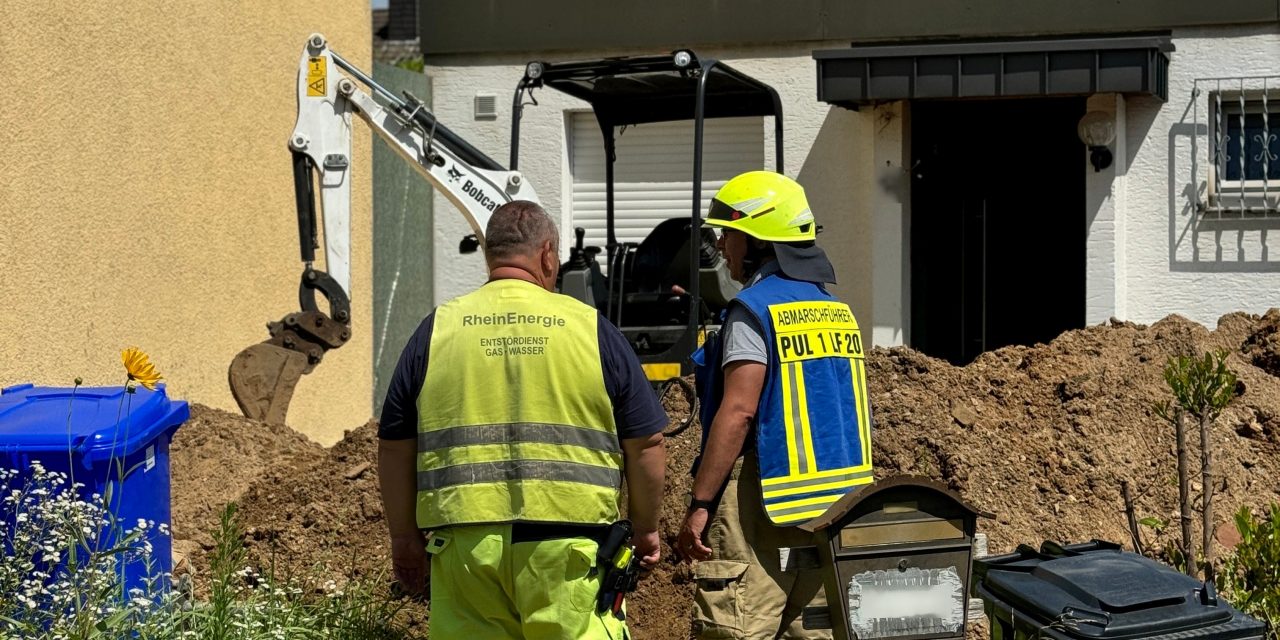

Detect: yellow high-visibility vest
[416,279,621,528]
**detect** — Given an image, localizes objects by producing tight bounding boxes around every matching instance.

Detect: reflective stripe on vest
[416,279,621,529]
[736,275,874,525]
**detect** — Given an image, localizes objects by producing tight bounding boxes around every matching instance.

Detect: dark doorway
[910,98,1086,365]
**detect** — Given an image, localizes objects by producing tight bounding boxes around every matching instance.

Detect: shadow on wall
[372,62,434,414]
[1088,96,1159,232]
[796,105,873,320]
[1168,88,1280,273]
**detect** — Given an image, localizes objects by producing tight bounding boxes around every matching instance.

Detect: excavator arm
[229,34,537,424]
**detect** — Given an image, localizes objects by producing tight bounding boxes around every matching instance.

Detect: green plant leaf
[1139,517,1167,530]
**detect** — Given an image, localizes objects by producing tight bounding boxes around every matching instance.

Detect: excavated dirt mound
[233,420,398,591]
[619,382,701,640]
[870,313,1280,556]
[171,311,1280,639]
[169,404,325,573]
[1243,308,1280,380]
[226,386,703,638]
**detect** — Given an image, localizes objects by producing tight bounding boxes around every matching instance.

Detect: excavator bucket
[228,307,350,424]
[228,342,309,424]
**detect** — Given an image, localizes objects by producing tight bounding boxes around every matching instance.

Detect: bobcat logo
[447,166,463,183]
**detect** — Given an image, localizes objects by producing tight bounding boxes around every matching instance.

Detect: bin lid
[976,541,1253,639]
[0,383,189,462]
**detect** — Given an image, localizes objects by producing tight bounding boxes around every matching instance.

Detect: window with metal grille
[1193,77,1280,216]
[1215,100,1279,182]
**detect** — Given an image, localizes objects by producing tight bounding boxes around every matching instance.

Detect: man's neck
[488,265,544,289]
[745,257,780,286]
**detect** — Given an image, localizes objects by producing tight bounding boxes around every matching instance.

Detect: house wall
[1104,23,1280,326]
[425,23,1280,350]
[424,43,893,342]
[0,3,373,444]
[420,0,1278,54]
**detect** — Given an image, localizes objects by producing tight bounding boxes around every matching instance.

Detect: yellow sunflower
[121,347,163,391]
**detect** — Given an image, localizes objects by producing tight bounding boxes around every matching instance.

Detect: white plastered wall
[424,43,892,342]
[1086,92,1130,324]
[1093,23,1280,326]
[424,26,1280,349]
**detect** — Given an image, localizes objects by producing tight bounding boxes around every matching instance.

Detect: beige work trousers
[692,456,832,640]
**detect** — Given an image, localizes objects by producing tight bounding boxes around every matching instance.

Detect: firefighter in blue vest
[678,172,873,639]
[378,200,668,639]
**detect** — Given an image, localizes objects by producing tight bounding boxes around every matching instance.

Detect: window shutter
[570,115,766,255]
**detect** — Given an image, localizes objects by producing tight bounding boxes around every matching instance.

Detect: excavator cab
[512,51,786,382]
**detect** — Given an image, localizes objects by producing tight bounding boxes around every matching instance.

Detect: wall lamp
[1077,111,1116,172]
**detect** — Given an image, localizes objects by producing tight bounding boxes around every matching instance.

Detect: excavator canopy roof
[523,52,782,128]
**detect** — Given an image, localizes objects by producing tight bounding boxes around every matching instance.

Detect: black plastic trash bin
[972,540,1265,640]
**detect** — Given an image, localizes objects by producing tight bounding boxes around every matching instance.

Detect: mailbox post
[800,477,988,640]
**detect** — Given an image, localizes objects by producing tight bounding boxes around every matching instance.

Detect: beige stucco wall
[0,3,373,444]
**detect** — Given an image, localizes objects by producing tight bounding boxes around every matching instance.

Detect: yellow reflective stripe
[795,364,818,475]
[767,493,849,510]
[771,509,830,524]
[419,442,622,471]
[418,462,621,491]
[766,499,842,521]
[416,477,620,528]
[418,422,620,454]
[765,475,875,523]
[762,468,875,492]
[762,464,871,486]
[855,358,872,468]
[780,362,801,476]
[762,477,866,500]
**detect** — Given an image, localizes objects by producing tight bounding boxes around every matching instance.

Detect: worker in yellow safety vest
[678,172,873,639]
[378,200,668,638]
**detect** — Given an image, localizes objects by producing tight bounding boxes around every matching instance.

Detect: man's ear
[542,240,559,271]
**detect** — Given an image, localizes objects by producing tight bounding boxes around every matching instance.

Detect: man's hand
[677,508,713,562]
[621,431,666,568]
[634,528,661,569]
[390,531,428,595]
[379,438,424,594]
[679,360,762,564]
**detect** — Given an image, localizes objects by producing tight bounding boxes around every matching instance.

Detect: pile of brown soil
[232,420,397,586]
[224,419,437,630]
[228,385,705,638]
[869,313,1280,556]
[171,311,1280,639]
[1243,308,1280,380]
[169,404,325,571]
[621,381,702,640]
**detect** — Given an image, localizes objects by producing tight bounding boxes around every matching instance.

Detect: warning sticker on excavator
[307,57,327,97]
[642,363,681,381]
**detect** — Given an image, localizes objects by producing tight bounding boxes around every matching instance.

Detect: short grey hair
[483,200,559,263]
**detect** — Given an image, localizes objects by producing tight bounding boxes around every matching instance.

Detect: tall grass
[0,463,412,639]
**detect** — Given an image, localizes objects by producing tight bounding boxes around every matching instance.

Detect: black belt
[511,522,610,545]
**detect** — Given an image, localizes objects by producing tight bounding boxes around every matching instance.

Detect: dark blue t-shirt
[378,311,668,441]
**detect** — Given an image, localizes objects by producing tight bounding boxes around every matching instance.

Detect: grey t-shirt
[721,261,783,367]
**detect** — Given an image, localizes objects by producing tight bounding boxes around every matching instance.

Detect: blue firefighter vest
[693,273,873,525]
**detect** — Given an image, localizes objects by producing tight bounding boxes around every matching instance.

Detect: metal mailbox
[800,476,989,640]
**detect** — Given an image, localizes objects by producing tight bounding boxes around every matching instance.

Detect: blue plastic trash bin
[0,382,189,597]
